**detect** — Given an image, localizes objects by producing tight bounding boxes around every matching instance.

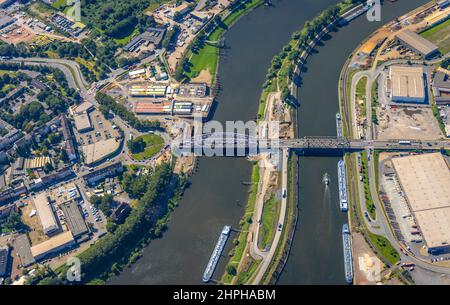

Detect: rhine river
[112,0,429,285]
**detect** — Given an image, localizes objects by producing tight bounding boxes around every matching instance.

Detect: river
[111,0,429,285]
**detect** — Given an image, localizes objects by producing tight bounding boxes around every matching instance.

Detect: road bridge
[174,133,450,157]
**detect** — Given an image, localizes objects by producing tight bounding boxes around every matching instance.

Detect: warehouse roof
[390,65,425,100]
[396,29,439,57]
[392,153,450,249]
[73,112,92,132]
[30,231,75,259]
[33,193,59,235]
[73,102,94,114]
[60,201,89,238]
[81,138,120,165]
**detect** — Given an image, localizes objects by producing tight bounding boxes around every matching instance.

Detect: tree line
[95,92,162,131]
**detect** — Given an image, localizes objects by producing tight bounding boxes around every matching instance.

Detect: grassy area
[367,231,400,265]
[235,258,261,285]
[185,0,263,80]
[221,165,260,284]
[51,0,67,10]
[349,152,400,266]
[371,77,379,125]
[420,19,450,54]
[114,27,140,45]
[355,76,367,118]
[131,134,165,161]
[257,194,280,251]
[345,69,360,137]
[361,151,376,220]
[432,103,447,136]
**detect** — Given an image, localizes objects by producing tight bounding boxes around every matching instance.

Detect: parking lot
[75,109,120,146]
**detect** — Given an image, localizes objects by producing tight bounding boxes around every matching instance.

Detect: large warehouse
[389,65,426,103]
[33,193,59,236]
[395,29,439,59]
[392,153,450,254]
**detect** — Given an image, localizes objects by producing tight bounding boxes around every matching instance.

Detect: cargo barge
[336,112,343,139]
[342,224,354,284]
[339,3,372,26]
[202,225,231,283]
[337,160,348,212]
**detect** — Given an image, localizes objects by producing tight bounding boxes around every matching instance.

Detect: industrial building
[392,153,450,255]
[60,201,89,239]
[13,234,35,267]
[33,193,59,236]
[123,27,166,52]
[395,29,439,59]
[389,65,426,103]
[130,85,167,97]
[135,101,173,115]
[438,0,450,9]
[73,101,94,115]
[433,71,450,105]
[81,138,121,165]
[73,112,92,133]
[0,16,16,30]
[30,231,75,261]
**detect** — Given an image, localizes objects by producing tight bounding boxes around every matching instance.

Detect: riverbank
[338,0,437,284]
[221,0,367,284]
[176,0,264,84]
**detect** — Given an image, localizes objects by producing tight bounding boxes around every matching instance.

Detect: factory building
[389,65,426,103]
[32,193,59,236]
[30,231,75,261]
[130,85,167,97]
[433,71,450,105]
[395,29,439,59]
[392,153,450,255]
[73,112,93,133]
[135,101,173,115]
[60,201,89,239]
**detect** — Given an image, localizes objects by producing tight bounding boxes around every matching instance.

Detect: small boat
[323,173,330,185]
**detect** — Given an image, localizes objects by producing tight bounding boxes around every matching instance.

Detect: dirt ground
[192,69,212,84]
[1,26,37,45]
[21,200,49,246]
[352,232,385,285]
[377,107,443,140]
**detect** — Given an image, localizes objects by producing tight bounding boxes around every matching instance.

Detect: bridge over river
[175,133,450,157]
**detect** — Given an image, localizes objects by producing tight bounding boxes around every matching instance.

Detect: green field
[355,76,368,117]
[221,165,260,284]
[258,194,280,251]
[131,134,164,161]
[185,0,262,80]
[367,231,400,265]
[421,19,450,54]
[361,151,376,220]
